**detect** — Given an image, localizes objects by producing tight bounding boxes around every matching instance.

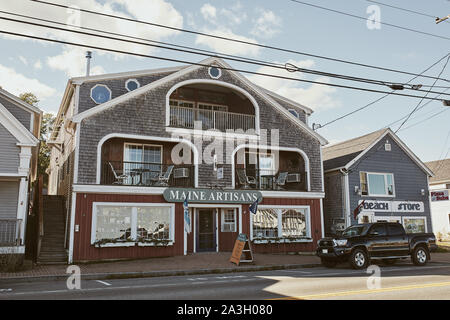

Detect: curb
[0,263,322,283]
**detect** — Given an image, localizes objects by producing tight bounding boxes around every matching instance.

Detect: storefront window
[252,207,310,240]
[281,209,307,237]
[93,203,173,245]
[137,207,171,241]
[252,209,278,238]
[403,217,426,233]
[94,206,133,242]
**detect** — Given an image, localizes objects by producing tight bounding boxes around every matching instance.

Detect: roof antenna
[85,51,92,76]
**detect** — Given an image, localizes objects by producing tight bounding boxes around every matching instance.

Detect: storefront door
[196,209,216,252]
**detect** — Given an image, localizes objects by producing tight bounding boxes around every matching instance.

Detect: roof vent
[385,140,391,151]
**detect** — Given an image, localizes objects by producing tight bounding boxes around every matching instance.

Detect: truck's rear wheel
[412,246,429,266]
[349,249,369,269]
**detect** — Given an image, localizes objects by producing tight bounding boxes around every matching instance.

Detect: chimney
[85,51,92,76]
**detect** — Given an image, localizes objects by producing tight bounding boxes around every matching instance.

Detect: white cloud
[247,60,340,111]
[200,4,217,20]
[0,64,56,100]
[195,28,260,56]
[0,0,184,58]
[18,56,28,65]
[33,60,43,70]
[47,46,106,78]
[250,9,282,39]
[219,4,247,25]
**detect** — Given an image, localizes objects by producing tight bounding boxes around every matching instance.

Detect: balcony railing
[102,161,195,188]
[0,219,22,246]
[170,105,256,131]
[235,168,308,191]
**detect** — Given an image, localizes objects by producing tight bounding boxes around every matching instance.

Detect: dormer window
[90,84,111,104]
[125,79,140,92]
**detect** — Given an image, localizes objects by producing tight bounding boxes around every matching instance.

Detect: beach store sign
[358,200,424,213]
[164,188,262,204]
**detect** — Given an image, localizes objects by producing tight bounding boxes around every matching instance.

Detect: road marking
[277,270,313,274]
[0,289,12,292]
[269,281,450,300]
[95,280,111,286]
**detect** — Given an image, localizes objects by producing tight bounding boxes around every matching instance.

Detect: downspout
[340,168,351,228]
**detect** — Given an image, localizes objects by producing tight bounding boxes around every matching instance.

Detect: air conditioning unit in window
[174,168,189,178]
[286,173,301,183]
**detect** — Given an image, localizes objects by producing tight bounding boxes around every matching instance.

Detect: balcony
[170,105,255,131]
[235,168,308,192]
[0,219,22,246]
[234,148,309,192]
[101,161,195,188]
[168,82,257,132]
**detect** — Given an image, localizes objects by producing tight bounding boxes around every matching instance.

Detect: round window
[90,85,111,104]
[125,79,140,92]
[208,66,221,79]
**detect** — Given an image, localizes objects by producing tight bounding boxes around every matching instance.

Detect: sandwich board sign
[230,233,253,266]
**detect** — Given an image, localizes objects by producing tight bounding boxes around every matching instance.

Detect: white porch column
[16,177,28,245]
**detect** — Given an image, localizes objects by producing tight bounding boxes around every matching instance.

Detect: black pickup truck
[316,222,437,269]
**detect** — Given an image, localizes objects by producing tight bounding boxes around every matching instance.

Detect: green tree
[19,93,55,183]
[37,113,55,178]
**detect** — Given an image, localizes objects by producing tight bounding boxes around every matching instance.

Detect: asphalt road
[1,260,450,300]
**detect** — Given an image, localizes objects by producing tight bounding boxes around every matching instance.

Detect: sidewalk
[0,252,320,282]
[1,252,449,282]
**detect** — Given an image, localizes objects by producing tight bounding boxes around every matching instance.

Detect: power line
[29,0,450,83]
[3,13,449,97]
[394,55,450,133]
[397,108,449,132]
[0,10,283,70]
[315,53,450,129]
[384,88,450,129]
[289,0,450,41]
[365,0,450,23]
[1,28,448,103]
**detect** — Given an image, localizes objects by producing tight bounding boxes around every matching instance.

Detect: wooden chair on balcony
[151,165,174,186]
[108,162,129,185]
[236,168,257,189]
[274,172,288,190]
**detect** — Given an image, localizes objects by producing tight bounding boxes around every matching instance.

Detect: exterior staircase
[37,195,67,264]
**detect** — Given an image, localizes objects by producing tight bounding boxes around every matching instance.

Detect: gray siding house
[0,88,41,259]
[322,128,434,236]
[48,57,328,263]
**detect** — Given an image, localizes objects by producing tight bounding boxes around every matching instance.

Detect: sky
[0,0,449,162]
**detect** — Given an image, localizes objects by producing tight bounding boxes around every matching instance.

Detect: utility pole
[436,14,450,24]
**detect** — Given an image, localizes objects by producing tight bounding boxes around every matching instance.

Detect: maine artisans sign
[163,188,262,204]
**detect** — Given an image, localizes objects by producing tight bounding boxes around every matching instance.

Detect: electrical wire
[289,0,450,41]
[366,0,450,24]
[315,53,450,130]
[395,55,450,132]
[29,0,450,83]
[384,87,450,129]
[4,12,445,93]
[1,29,449,102]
